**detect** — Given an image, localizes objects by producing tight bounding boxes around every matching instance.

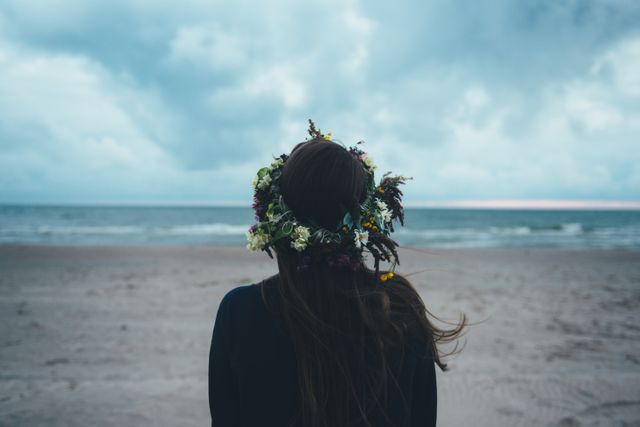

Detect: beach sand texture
[1,245,639,426]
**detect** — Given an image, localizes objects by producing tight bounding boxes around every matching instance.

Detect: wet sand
[1,245,639,426]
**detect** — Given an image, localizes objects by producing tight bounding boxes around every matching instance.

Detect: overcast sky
[1,0,639,206]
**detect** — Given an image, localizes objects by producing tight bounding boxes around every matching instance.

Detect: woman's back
[209,122,464,426]
[208,276,437,427]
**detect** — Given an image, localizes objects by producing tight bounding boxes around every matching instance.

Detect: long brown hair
[259,137,466,427]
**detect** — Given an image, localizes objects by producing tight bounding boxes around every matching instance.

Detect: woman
[209,121,466,427]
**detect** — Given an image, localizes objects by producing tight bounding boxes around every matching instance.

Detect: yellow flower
[324,132,332,140]
[379,272,394,281]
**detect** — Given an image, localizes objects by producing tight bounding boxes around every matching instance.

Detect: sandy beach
[1,244,639,426]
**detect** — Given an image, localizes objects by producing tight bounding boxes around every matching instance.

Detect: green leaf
[256,167,270,180]
[272,228,290,241]
[266,202,276,217]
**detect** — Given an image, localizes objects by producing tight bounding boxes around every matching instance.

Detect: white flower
[354,229,369,248]
[294,225,310,241]
[376,199,392,223]
[253,158,281,190]
[269,158,284,169]
[291,239,307,251]
[256,174,272,190]
[246,228,269,251]
[361,153,376,171]
[289,225,310,252]
[375,199,387,210]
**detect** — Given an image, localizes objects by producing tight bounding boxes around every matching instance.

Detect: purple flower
[252,194,267,219]
[326,252,362,271]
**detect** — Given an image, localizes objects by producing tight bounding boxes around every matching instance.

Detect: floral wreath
[246,120,412,282]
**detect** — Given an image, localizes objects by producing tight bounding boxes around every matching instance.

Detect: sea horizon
[3,199,640,210]
[2,204,639,249]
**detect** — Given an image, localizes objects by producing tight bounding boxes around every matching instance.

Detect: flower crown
[247,120,412,282]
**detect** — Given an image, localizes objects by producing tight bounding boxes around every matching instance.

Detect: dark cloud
[0,0,639,203]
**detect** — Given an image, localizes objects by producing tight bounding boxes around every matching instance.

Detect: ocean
[1,205,639,249]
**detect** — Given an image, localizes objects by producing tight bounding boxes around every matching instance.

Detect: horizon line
[2,199,640,210]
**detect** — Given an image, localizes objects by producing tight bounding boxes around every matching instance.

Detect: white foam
[0,223,250,236]
[36,225,143,234]
[561,223,583,234]
[160,224,249,236]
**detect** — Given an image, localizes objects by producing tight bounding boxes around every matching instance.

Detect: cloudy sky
[1,0,639,206]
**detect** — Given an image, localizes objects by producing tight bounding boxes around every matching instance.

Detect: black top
[208,279,437,427]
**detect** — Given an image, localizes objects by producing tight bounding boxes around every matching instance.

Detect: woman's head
[273,137,371,272]
[280,137,367,231]
[248,120,410,276]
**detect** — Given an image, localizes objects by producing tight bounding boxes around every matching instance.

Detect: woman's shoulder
[219,274,279,311]
[219,283,260,309]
